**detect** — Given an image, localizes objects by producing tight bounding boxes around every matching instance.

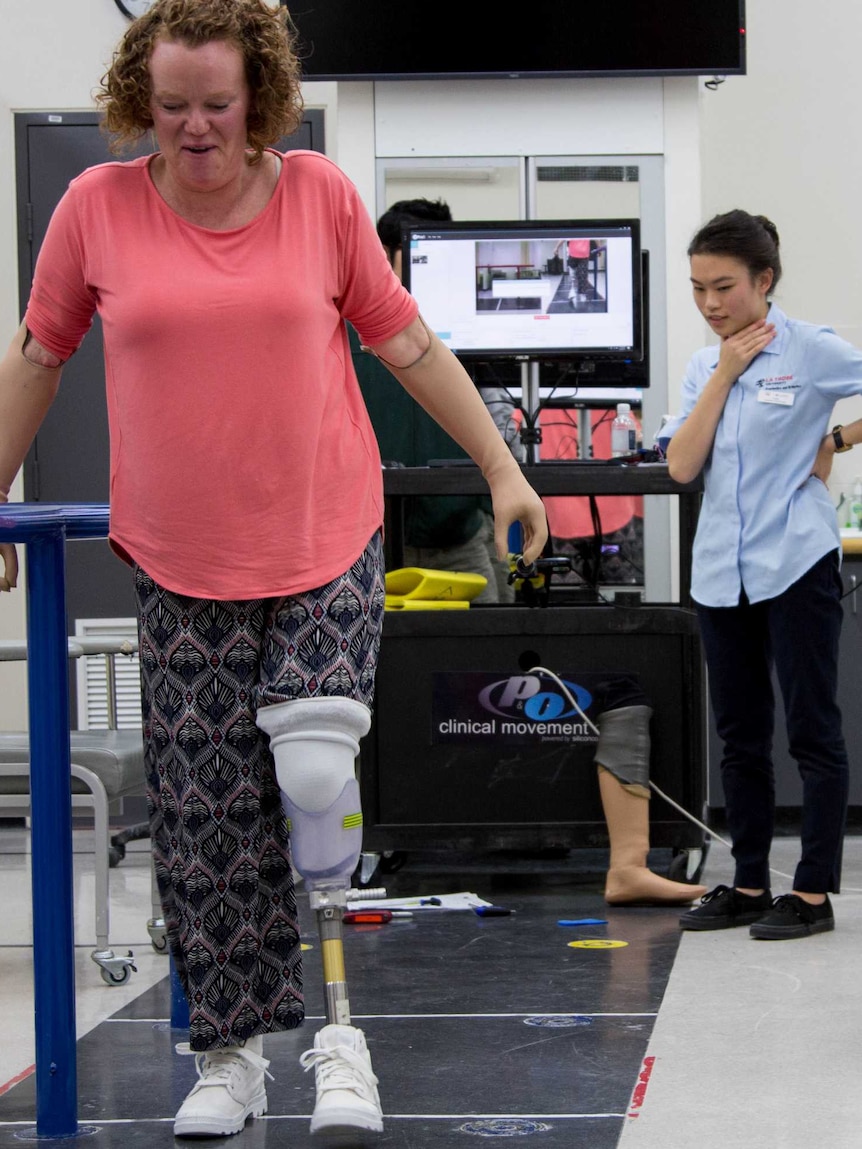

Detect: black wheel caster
[668,842,709,885]
[379,850,408,874]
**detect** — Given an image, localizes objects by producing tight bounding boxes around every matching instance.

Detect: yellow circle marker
[301,943,314,951]
[568,939,628,949]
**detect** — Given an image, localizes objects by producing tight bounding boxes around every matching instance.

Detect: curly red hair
[95,0,304,164]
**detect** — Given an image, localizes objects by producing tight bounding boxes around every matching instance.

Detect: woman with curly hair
[0,0,548,1137]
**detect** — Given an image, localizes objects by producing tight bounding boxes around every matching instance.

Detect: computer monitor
[401,219,643,366]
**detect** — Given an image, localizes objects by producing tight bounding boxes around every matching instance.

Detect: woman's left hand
[0,542,18,593]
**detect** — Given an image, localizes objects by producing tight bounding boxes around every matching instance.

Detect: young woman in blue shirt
[664,209,862,939]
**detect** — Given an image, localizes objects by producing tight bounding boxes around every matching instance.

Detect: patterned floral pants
[134,533,385,1050]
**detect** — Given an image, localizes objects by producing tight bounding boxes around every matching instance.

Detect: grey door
[15,110,325,634]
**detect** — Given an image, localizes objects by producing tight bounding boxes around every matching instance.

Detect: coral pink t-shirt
[566,240,591,259]
[25,150,417,599]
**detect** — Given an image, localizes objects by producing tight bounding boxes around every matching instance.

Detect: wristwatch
[832,425,852,453]
[832,427,855,452]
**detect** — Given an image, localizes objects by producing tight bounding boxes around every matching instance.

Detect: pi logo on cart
[477,673,591,721]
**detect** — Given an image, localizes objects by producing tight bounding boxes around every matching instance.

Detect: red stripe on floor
[0,1064,35,1097]
[627,1054,656,1117]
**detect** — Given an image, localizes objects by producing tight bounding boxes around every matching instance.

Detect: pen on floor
[471,904,514,917]
[343,910,415,924]
[345,908,414,918]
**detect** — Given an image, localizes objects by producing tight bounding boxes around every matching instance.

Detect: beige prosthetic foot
[598,767,707,906]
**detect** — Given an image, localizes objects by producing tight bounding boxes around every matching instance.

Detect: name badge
[757,389,795,406]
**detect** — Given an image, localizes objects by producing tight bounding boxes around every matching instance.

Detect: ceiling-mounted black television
[401,219,643,366]
[285,1,745,81]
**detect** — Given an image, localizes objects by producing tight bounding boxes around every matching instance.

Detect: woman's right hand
[0,543,18,593]
[716,318,776,382]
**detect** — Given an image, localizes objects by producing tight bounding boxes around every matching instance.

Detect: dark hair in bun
[688,209,782,292]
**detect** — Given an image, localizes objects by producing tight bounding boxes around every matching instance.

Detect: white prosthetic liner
[256,697,371,1027]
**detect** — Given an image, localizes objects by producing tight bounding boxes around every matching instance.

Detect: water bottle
[611,402,637,457]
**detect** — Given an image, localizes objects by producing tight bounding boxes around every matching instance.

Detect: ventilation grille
[538,165,640,183]
[74,618,142,730]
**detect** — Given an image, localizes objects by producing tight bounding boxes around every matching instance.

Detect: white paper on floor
[346,891,493,911]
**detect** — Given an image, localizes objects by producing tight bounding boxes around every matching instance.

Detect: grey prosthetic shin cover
[593,704,652,791]
[255,697,371,891]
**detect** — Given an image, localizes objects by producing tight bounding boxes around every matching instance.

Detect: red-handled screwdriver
[343,910,393,924]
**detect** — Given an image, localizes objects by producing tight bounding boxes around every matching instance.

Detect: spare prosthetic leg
[593,687,707,906]
[255,697,383,1135]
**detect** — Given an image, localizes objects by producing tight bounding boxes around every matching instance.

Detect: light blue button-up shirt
[662,304,862,607]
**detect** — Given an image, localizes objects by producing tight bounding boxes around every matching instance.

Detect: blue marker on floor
[557,918,608,927]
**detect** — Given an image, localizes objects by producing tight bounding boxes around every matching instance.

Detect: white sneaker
[300,1024,383,1135]
[174,1037,272,1138]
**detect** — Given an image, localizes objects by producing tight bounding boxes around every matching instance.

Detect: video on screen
[473,237,608,316]
[403,221,641,361]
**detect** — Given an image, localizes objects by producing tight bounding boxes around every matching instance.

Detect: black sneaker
[679,884,773,931]
[749,894,834,940]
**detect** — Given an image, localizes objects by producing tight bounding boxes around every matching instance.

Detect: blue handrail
[0,503,110,1138]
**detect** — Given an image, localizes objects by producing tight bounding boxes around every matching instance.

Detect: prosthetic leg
[255,697,384,1136]
[594,697,708,906]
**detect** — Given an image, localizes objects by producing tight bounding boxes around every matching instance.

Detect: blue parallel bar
[0,503,110,1138]
[27,528,77,1138]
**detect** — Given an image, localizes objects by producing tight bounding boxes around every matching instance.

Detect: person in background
[538,405,644,588]
[0,0,547,1138]
[582,673,708,906]
[355,197,525,604]
[666,209,862,940]
[553,235,593,304]
[491,406,699,901]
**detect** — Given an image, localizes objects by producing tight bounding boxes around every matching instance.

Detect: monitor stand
[520,360,541,465]
[520,360,593,463]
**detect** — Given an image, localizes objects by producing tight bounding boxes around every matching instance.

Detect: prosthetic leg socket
[256,696,370,891]
[594,704,651,793]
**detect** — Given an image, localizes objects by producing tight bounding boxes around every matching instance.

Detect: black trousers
[696,550,848,893]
